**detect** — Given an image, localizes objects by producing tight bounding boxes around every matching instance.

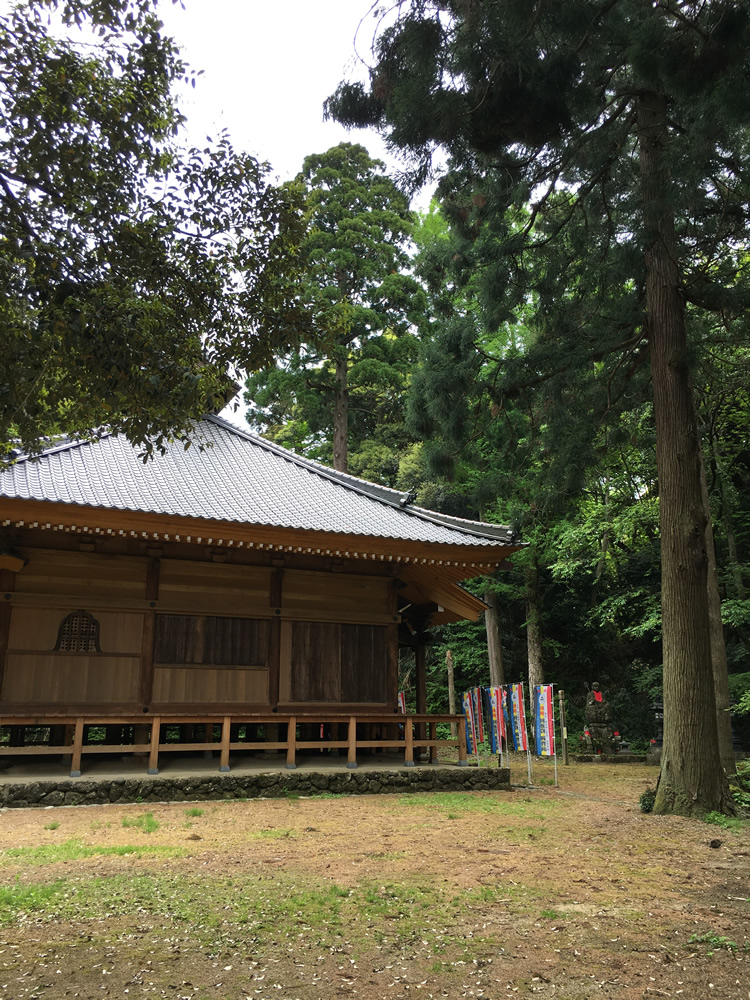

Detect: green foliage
[688,932,749,954]
[329,0,750,808]
[639,788,656,814]
[731,677,750,715]
[703,811,746,831]
[1,0,307,460]
[183,807,204,818]
[245,142,425,477]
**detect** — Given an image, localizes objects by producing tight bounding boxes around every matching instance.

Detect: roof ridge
[206,415,515,544]
[9,428,115,466]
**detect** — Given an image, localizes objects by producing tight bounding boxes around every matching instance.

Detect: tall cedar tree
[1,0,306,460]
[327,0,750,814]
[245,143,424,474]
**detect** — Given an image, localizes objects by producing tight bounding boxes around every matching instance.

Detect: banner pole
[551,683,558,786]
[524,681,532,785]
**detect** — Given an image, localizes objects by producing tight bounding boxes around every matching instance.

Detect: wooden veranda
[1,712,468,777]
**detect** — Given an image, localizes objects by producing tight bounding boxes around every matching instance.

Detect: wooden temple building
[0,416,519,775]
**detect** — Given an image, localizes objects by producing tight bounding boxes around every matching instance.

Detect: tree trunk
[591,478,610,608]
[698,431,735,777]
[333,347,348,473]
[525,560,544,693]
[711,440,746,600]
[638,90,733,815]
[484,585,505,686]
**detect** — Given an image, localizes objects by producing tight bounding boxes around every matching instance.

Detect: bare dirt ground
[0,758,748,1000]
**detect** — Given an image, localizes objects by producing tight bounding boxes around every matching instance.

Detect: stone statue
[584,682,618,753]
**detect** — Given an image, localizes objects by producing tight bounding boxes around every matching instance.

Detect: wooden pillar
[136,556,160,753]
[70,717,85,777]
[219,715,231,772]
[148,716,161,774]
[347,715,357,769]
[0,570,19,747]
[0,569,14,702]
[458,716,468,767]
[286,715,297,769]
[404,716,414,767]
[138,556,160,710]
[415,637,427,761]
[268,616,281,709]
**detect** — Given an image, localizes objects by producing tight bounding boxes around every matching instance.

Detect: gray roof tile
[1,415,514,548]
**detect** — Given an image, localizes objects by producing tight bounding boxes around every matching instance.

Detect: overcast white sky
[159,0,398,186]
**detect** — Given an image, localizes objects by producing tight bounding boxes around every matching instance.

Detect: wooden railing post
[458,716,468,767]
[347,715,357,769]
[148,716,161,774]
[286,715,297,769]
[429,721,438,763]
[70,717,85,777]
[219,715,231,772]
[404,715,414,767]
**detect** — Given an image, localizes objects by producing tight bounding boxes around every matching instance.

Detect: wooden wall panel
[290,622,341,702]
[3,653,139,703]
[284,571,391,616]
[158,560,272,613]
[8,608,144,654]
[154,615,269,665]
[15,549,147,600]
[341,625,387,703]
[152,666,269,704]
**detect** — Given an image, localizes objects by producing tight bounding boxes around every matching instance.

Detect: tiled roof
[0,415,515,548]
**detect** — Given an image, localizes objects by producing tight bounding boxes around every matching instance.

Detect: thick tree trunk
[525,561,544,693]
[333,348,348,473]
[698,434,735,776]
[484,586,505,686]
[638,90,733,815]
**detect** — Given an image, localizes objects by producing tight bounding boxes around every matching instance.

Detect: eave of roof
[0,415,520,558]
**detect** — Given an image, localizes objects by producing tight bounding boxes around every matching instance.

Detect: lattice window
[54,610,101,653]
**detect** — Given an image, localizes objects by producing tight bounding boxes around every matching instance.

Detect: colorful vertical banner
[508,682,529,751]
[534,684,555,757]
[462,690,478,754]
[397,691,407,714]
[471,686,485,744]
[486,686,506,753]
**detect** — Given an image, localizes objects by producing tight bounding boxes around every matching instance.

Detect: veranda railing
[0,713,468,776]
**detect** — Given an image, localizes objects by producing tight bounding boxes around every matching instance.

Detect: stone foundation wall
[0,766,511,809]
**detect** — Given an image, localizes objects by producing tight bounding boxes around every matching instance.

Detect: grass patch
[184,807,204,818]
[0,839,184,867]
[397,792,557,817]
[0,880,66,922]
[43,821,60,831]
[248,828,295,840]
[0,865,519,958]
[121,812,160,834]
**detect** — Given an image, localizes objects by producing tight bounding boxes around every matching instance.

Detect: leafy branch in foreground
[1,0,308,461]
